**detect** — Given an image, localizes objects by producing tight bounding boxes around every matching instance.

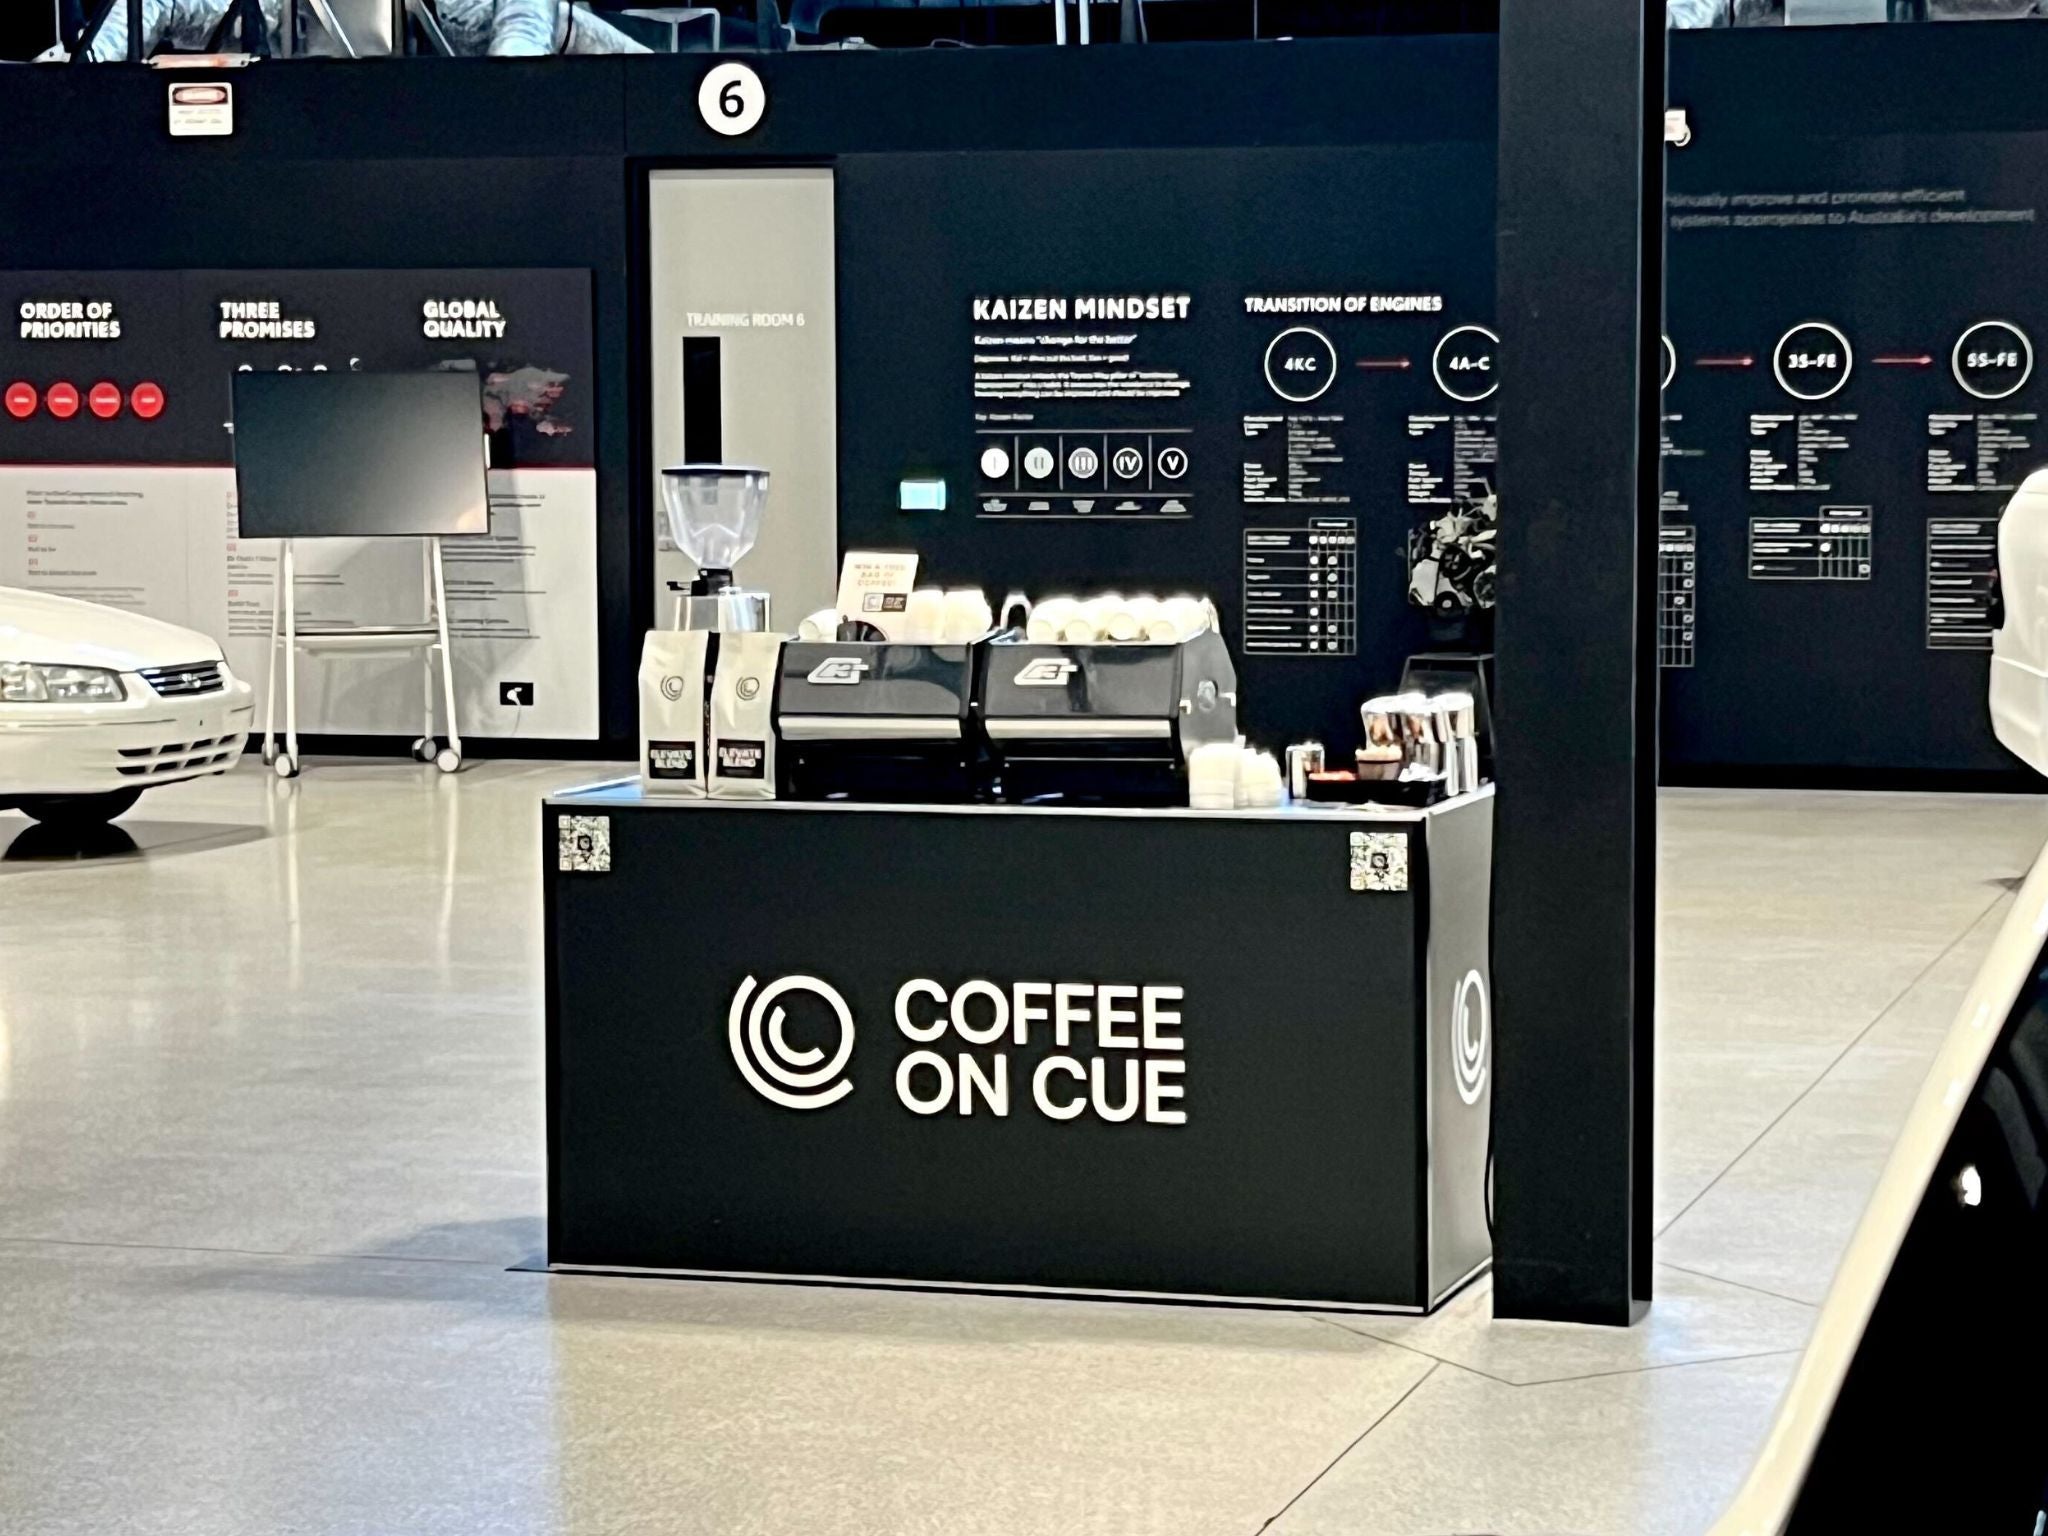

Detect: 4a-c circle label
[1432,325,1499,403]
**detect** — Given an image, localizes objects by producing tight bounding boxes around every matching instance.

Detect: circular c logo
[1452,969,1489,1107]
[729,975,855,1110]
[660,674,686,701]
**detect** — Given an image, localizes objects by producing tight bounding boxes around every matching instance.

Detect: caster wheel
[410,736,437,764]
[273,752,300,780]
[261,741,277,766]
[434,747,462,774]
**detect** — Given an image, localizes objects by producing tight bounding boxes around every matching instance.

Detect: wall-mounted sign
[167,82,233,139]
[0,267,600,741]
[697,62,766,138]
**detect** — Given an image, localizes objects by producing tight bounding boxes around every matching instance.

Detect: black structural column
[1493,0,1663,1324]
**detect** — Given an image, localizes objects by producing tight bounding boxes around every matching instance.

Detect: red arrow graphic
[1354,358,1412,371]
[1874,354,1933,367]
[1696,355,1755,368]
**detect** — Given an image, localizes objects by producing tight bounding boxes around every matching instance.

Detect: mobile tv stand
[260,535,463,779]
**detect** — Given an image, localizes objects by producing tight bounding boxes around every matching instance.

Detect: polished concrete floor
[1,763,2042,1535]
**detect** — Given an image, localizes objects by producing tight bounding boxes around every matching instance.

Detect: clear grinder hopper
[661,463,773,632]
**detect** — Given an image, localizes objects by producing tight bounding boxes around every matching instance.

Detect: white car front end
[0,588,254,806]
[1992,470,2048,775]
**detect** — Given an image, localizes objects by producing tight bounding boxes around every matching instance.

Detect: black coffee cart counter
[544,783,1494,1313]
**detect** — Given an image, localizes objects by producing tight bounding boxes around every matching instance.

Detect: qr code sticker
[558,814,611,874]
[1350,830,1408,892]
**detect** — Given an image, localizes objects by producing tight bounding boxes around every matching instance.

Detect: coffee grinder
[661,464,774,632]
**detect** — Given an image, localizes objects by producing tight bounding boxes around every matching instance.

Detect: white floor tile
[1325,1262,1813,1385]
[1268,1353,1798,1536]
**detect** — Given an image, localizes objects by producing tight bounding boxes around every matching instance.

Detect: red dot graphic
[46,382,80,419]
[88,381,122,420]
[4,382,35,420]
[131,381,165,420]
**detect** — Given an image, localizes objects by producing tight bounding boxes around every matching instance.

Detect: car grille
[139,661,224,698]
[116,733,244,780]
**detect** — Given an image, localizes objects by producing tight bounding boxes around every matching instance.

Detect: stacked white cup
[1188,742,1241,809]
[1025,591,1214,645]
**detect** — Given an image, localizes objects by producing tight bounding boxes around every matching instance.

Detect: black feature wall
[628,35,1498,757]
[1666,27,2048,783]
[835,144,1495,752]
[2,41,1496,757]
[8,31,2048,777]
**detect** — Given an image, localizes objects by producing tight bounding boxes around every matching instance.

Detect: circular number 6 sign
[698,62,767,137]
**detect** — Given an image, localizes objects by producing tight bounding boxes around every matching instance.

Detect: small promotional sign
[834,549,918,639]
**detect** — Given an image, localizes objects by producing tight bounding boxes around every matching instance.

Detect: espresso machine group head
[662,463,774,632]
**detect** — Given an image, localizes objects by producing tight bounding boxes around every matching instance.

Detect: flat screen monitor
[231,369,490,540]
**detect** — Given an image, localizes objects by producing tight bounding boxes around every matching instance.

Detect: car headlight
[0,662,126,703]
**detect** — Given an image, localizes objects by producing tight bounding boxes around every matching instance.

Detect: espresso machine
[977,629,1241,805]
[662,464,774,632]
[773,640,982,802]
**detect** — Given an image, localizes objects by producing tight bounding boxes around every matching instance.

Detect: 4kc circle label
[1265,326,1338,404]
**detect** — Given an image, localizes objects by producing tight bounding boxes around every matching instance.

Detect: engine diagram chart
[1926,516,2001,651]
[1748,506,1874,582]
[1242,516,1357,656]
[1659,524,1697,668]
